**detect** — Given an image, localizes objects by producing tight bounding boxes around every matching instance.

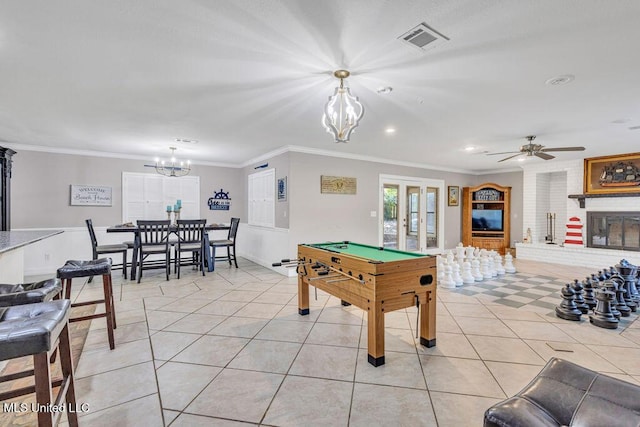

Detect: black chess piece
[590,273,600,288]
[582,278,597,310]
[589,289,619,329]
[602,280,622,320]
[616,262,640,309]
[598,270,607,282]
[602,268,612,280]
[555,284,582,321]
[609,277,631,317]
[571,279,589,314]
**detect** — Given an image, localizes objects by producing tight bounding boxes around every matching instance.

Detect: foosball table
[275,241,437,366]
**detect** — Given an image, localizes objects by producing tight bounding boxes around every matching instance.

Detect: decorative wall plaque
[70,185,112,206]
[321,175,357,194]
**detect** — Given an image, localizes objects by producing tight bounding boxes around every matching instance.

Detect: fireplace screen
[587,212,640,251]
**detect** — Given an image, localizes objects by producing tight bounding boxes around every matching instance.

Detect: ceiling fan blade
[498,153,524,162]
[487,151,521,156]
[534,152,555,160]
[540,146,585,152]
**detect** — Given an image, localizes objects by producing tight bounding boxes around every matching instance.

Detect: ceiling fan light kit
[488,135,586,162]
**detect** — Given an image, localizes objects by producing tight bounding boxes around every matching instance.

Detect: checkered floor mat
[447,272,569,310]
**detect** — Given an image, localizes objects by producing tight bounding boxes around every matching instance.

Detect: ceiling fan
[488,136,585,162]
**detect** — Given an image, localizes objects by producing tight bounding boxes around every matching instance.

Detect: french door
[379,175,444,254]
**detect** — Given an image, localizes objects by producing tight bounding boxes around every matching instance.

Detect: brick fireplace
[516,159,640,267]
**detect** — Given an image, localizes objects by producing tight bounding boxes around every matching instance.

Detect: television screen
[472,209,503,231]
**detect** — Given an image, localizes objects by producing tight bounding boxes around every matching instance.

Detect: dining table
[107,223,231,279]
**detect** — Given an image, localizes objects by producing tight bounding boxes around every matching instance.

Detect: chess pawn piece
[452,263,463,287]
[582,278,597,310]
[494,254,505,275]
[441,264,456,289]
[446,251,455,266]
[571,279,589,314]
[602,280,622,319]
[503,253,516,273]
[589,289,619,329]
[461,261,475,284]
[598,270,607,282]
[555,284,582,321]
[610,277,631,317]
[471,259,483,282]
[602,268,612,280]
[480,257,492,279]
[473,248,480,258]
[487,253,497,277]
[590,273,600,288]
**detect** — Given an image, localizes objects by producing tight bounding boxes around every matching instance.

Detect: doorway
[380,175,444,254]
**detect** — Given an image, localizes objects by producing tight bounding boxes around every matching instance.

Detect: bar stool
[0,278,62,307]
[0,300,79,427]
[56,258,116,350]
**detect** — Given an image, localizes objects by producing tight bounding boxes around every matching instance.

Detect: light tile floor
[4,258,640,426]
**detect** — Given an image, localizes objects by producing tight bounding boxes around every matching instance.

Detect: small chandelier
[148,147,191,177]
[322,69,365,143]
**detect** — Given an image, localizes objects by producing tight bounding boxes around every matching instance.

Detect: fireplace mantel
[568,192,640,208]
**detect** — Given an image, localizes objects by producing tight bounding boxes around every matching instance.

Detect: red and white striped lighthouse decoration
[564,216,584,246]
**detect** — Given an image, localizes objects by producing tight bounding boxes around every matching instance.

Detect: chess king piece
[589,289,619,329]
[582,277,597,310]
[555,284,582,321]
[503,252,516,273]
[471,259,483,282]
[461,261,475,284]
[571,279,589,314]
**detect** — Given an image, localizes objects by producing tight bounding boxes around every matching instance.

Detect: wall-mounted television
[472,209,504,231]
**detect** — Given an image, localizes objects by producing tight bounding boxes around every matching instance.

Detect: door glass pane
[426,187,438,249]
[405,186,420,251]
[383,185,398,249]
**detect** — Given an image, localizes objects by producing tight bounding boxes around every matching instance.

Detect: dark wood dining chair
[136,220,171,283]
[86,219,128,281]
[210,217,240,268]
[175,219,207,278]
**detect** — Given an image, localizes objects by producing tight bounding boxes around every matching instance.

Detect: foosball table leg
[298,275,310,316]
[367,301,385,366]
[419,289,437,348]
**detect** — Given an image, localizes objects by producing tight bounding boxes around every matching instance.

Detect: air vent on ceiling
[398,22,449,51]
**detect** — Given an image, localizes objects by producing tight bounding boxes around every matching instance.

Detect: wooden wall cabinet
[462,183,511,255]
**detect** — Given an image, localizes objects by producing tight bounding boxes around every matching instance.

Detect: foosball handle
[272,262,282,267]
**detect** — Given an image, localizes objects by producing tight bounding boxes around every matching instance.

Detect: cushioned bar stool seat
[0,300,78,427]
[57,258,116,350]
[0,279,62,307]
[484,357,640,427]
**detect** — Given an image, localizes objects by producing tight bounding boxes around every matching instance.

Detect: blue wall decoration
[208,188,231,210]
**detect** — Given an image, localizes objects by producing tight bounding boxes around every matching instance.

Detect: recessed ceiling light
[385,127,396,134]
[517,158,526,162]
[376,86,393,94]
[545,74,575,86]
[464,146,476,152]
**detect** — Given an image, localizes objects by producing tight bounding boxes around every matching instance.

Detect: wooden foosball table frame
[295,242,437,366]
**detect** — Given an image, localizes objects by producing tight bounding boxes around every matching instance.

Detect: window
[248,169,275,227]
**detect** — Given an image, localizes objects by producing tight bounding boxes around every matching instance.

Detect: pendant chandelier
[148,147,191,177]
[322,70,364,143]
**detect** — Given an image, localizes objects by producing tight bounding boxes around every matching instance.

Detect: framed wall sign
[448,186,459,206]
[70,185,112,206]
[321,175,357,194]
[277,177,287,201]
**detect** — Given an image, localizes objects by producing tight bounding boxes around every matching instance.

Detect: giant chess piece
[465,246,475,263]
[602,280,622,319]
[437,256,445,283]
[471,259,483,282]
[461,261,475,284]
[455,244,466,266]
[452,263,463,287]
[503,252,516,273]
[589,289,619,329]
[590,273,600,288]
[481,256,492,280]
[610,277,631,317]
[571,279,589,314]
[440,264,456,289]
[582,277,597,310]
[446,251,455,267]
[555,284,582,321]
[494,253,505,275]
[487,253,498,277]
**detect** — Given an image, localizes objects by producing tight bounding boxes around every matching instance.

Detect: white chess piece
[441,264,456,289]
[455,245,466,265]
[494,254,505,275]
[504,253,516,273]
[461,261,475,284]
[488,253,497,277]
[452,263,463,287]
[446,251,455,266]
[472,259,483,281]
[465,246,475,263]
[437,256,445,282]
[481,256,492,279]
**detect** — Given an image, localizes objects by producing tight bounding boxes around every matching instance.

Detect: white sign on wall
[70,185,112,206]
